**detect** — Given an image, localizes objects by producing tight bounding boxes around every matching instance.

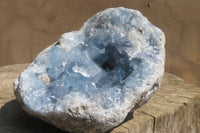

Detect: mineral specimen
[14,7,165,133]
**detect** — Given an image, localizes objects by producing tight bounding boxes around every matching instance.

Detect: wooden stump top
[0,64,200,133]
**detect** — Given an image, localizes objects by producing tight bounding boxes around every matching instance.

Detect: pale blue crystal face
[16,7,165,115]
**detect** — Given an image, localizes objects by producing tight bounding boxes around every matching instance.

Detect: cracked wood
[0,64,200,133]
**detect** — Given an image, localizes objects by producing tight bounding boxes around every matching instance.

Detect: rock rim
[14,7,165,133]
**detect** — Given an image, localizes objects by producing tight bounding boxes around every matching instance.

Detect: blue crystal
[14,7,165,132]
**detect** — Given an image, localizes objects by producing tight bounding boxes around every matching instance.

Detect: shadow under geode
[0,100,133,133]
[0,100,67,133]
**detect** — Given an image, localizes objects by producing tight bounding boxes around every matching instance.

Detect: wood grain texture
[0,64,200,133]
[113,72,200,133]
[0,0,200,86]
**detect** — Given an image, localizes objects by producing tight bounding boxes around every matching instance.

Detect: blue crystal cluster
[14,7,165,132]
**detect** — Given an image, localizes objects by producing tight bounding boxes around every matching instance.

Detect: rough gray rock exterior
[14,7,165,133]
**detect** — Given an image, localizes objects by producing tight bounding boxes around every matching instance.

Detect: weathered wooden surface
[0,64,200,133]
[1,0,200,86]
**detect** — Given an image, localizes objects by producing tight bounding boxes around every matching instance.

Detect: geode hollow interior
[14,7,165,133]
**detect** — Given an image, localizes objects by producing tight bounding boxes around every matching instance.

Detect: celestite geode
[14,7,165,133]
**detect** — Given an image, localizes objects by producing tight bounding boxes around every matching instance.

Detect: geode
[14,7,165,133]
